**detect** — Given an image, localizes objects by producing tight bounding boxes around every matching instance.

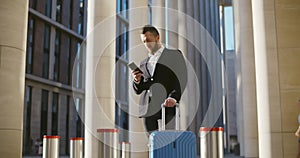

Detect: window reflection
[42,25,50,79]
[26,17,35,74]
[116,0,129,142]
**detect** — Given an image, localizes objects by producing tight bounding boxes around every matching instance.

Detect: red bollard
[70,138,84,158]
[97,129,119,158]
[199,127,224,158]
[43,135,60,158]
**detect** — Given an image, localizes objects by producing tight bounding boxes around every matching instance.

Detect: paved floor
[224,153,243,158]
[196,153,243,158]
[25,154,243,158]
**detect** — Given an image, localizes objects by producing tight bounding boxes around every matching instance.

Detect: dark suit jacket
[133,48,187,118]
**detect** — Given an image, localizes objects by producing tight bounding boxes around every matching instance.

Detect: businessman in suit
[132,25,187,133]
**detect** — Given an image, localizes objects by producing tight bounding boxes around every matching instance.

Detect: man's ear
[156,35,160,41]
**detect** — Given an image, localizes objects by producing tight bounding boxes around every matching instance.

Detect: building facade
[23,0,87,156]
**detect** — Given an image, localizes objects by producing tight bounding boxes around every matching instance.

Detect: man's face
[140,32,159,53]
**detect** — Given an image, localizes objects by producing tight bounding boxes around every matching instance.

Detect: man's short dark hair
[142,25,159,36]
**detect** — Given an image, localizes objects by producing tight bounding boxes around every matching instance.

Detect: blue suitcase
[149,104,197,158]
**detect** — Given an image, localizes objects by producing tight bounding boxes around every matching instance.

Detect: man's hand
[132,70,142,82]
[164,98,177,107]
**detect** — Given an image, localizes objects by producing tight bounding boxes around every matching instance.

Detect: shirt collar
[148,45,164,57]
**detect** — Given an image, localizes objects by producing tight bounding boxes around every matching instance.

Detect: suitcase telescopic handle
[161,103,180,131]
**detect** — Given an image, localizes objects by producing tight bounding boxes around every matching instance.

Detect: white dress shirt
[147,46,164,76]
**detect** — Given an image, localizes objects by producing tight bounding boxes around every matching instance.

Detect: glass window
[26,17,35,74]
[116,21,128,59]
[75,42,83,88]
[115,102,129,142]
[45,0,52,18]
[69,0,73,29]
[116,62,128,101]
[75,98,83,137]
[116,21,120,57]
[123,0,128,18]
[43,25,50,79]
[78,0,84,35]
[29,0,37,9]
[116,0,129,142]
[65,96,70,154]
[54,30,60,81]
[23,86,32,155]
[66,37,71,84]
[56,0,62,23]
[41,90,49,137]
[117,0,128,18]
[51,92,59,135]
[123,26,128,58]
[117,0,121,13]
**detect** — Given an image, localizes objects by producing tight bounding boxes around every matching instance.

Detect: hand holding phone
[128,62,143,74]
[128,62,143,82]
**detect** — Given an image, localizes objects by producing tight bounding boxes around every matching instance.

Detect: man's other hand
[164,98,176,107]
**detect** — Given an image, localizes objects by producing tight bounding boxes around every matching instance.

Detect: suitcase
[149,104,197,158]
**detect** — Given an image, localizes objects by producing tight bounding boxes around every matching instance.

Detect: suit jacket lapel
[140,57,151,79]
[152,48,167,78]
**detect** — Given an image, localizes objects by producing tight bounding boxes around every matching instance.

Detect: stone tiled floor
[24,153,243,158]
[224,153,243,158]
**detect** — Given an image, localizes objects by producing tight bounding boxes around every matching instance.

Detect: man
[132,25,187,133]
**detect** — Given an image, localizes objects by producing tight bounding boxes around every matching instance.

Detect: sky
[224,6,235,51]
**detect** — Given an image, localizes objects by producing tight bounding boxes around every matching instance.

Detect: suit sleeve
[167,50,187,102]
[133,77,145,94]
[133,76,153,95]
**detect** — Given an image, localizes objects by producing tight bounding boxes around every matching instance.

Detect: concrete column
[251,0,283,157]
[165,0,178,49]
[85,0,116,157]
[0,0,28,157]
[177,0,187,58]
[233,0,259,157]
[177,0,190,130]
[274,0,300,157]
[151,0,166,43]
[128,1,149,158]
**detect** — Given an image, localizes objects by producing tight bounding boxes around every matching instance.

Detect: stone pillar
[177,0,187,58]
[128,1,149,158]
[151,0,166,44]
[85,0,116,157]
[165,0,178,49]
[233,0,259,157]
[177,0,189,130]
[274,0,300,157]
[251,0,283,157]
[0,0,28,157]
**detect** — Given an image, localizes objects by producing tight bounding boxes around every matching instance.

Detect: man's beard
[151,42,159,53]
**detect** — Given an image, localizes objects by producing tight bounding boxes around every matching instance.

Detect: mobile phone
[128,62,143,74]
